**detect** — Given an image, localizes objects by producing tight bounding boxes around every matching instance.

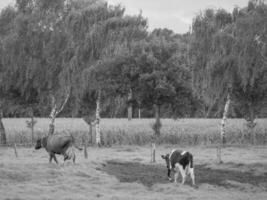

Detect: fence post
[13,143,18,158]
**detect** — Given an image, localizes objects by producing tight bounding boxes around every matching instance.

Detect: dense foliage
[0,0,266,119]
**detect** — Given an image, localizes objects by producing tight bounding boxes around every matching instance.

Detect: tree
[230,1,267,143]
[64,1,147,145]
[138,29,190,135]
[0,6,18,145]
[191,8,235,162]
[191,1,267,161]
[130,29,192,162]
[0,0,72,134]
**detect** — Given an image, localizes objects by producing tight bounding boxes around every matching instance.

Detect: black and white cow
[161,149,195,186]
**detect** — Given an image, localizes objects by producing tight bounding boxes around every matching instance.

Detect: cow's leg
[73,154,76,163]
[189,167,195,186]
[49,154,53,163]
[177,164,186,185]
[174,171,179,183]
[53,155,58,164]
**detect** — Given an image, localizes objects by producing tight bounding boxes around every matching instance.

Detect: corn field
[2,118,267,146]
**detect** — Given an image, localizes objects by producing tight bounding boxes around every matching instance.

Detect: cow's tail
[70,134,83,151]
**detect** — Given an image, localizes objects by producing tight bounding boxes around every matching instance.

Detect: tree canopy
[0,0,266,120]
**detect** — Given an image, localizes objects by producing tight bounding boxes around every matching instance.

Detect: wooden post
[83,136,88,159]
[13,143,18,158]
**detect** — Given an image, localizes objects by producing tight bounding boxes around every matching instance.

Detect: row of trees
[0,0,267,147]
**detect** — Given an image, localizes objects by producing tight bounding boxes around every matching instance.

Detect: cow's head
[35,136,48,150]
[161,154,172,181]
[35,138,42,150]
[161,154,170,168]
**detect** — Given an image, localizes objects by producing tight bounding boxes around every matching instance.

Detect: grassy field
[2,118,267,146]
[0,145,267,200]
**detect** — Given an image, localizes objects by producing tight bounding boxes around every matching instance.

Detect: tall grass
[2,118,267,146]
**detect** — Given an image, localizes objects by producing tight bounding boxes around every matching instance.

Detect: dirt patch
[197,164,267,190]
[102,160,267,190]
[102,160,169,187]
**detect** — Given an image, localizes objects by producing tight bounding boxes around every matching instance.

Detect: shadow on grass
[102,160,267,189]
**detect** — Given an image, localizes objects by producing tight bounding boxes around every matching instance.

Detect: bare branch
[55,86,71,116]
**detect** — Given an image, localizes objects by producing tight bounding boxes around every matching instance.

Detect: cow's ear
[161,155,166,159]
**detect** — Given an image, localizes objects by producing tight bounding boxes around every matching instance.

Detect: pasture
[1,118,267,199]
[0,145,267,200]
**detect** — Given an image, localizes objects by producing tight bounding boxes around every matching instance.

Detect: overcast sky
[0,0,248,33]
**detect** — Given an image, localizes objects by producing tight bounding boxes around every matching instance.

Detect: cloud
[1,0,248,33]
[108,0,248,33]
[0,0,15,11]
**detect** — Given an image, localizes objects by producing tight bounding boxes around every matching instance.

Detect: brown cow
[35,134,82,164]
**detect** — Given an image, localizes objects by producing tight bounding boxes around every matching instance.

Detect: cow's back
[46,135,73,154]
[170,150,191,169]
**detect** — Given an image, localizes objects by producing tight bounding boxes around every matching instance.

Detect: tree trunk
[83,134,88,159]
[127,89,133,121]
[95,89,101,147]
[48,88,70,135]
[151,104,161,163]
[49,105,56,135]
[89,123,93,144]
[0,102,7,145]
[217,93,231,163]
[30,114,34,145]
[246,104,256,145]
[137,100,141,119]
[154,104,161,136]
[151,142,156,163]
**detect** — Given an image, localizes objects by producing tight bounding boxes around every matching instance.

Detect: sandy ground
[0,145,267,200]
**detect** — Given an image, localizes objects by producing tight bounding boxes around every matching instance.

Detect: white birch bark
[49,87,70,135]
[95,89,101,147]
[217,93,231,163]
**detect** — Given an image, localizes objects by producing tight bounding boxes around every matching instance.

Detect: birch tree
[191,9,234,162]
[65,1,147,146]
[1,0,72,134]
[191,1,267,161]
[231,1,267,143]
[134,29,191,162]
[0,6,17,145]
